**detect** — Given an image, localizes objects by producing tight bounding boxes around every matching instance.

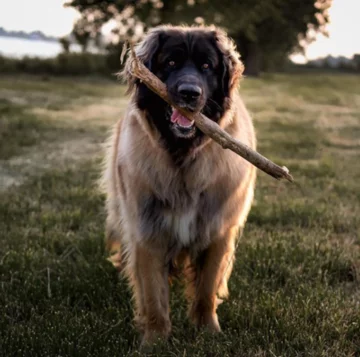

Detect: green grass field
[1,73,359,356]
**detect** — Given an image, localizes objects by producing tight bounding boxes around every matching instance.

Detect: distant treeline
[0,53,121,77]
[1,52,359,78]
[0,27,58,42]
[306,55,360,72]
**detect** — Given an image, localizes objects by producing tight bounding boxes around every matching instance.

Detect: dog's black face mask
[134,29,230,159]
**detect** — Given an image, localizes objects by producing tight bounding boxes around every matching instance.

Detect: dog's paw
[139,326,170,353]
[189,302,222,333]
[139,316,171,347]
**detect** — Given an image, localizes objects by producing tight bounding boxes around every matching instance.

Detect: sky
[0,0,359,61]
[0,0,80,37]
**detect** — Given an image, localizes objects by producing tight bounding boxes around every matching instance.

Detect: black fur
[134,29,230,163]
[139,195,166,241]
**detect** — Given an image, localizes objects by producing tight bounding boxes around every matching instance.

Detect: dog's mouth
[166,106,196,138]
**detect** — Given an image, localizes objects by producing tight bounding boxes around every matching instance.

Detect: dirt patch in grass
[0,137,102,191]
[31,97,128,127]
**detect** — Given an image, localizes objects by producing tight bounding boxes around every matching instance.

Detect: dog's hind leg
[128,243,171,346]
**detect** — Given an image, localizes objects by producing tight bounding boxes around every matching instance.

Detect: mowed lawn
[0,73,359,357]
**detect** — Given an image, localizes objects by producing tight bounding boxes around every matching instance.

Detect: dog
[101,25,257,345]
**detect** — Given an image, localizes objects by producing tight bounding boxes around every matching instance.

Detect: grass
[0,74,359,356]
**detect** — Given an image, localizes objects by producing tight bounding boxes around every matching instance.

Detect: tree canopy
[65,0,332,75]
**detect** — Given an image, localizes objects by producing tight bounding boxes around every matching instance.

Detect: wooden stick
[127,46,293,182]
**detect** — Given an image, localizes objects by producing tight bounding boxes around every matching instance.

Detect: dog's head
[123,26,243,151]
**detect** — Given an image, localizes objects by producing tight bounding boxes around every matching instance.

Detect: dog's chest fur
[138,174,205,247]
[135,152,223,248]
[120,108,248,250]
[164,208,197,246]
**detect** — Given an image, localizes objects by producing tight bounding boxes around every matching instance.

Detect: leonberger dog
[101,25,256,345]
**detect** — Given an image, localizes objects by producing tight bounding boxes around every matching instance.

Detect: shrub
[0,52,122,77]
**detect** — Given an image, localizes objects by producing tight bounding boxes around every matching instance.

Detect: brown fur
[101,25,256,345]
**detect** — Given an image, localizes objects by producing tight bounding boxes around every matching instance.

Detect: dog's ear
[121,28,166,94]
[139,32,164,72]
[211,28,244,99]
[220,57,231,98]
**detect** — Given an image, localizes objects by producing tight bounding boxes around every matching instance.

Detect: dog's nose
[178,84,202,101]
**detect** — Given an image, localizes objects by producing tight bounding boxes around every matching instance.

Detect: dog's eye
[168,60,176,67]
[202,63,209,70]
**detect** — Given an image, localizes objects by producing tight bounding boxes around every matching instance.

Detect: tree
[65,0,331,75]
[59,36,71,53]
[72,17,93,52]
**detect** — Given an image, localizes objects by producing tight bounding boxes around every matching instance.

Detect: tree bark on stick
[127,48,293,182]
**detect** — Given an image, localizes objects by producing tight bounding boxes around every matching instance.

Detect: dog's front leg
[188,226,238,332]
[130,243,171,345]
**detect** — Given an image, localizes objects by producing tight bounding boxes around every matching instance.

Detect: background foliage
[65,0,332,75]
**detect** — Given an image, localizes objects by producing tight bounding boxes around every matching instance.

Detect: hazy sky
[0,0,80,37]
[0,0,359,61]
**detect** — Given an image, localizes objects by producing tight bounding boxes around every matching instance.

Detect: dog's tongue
[171,109,193,127]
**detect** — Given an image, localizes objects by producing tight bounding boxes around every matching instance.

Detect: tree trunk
[244,42,261,77]
[235,34,261,77]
